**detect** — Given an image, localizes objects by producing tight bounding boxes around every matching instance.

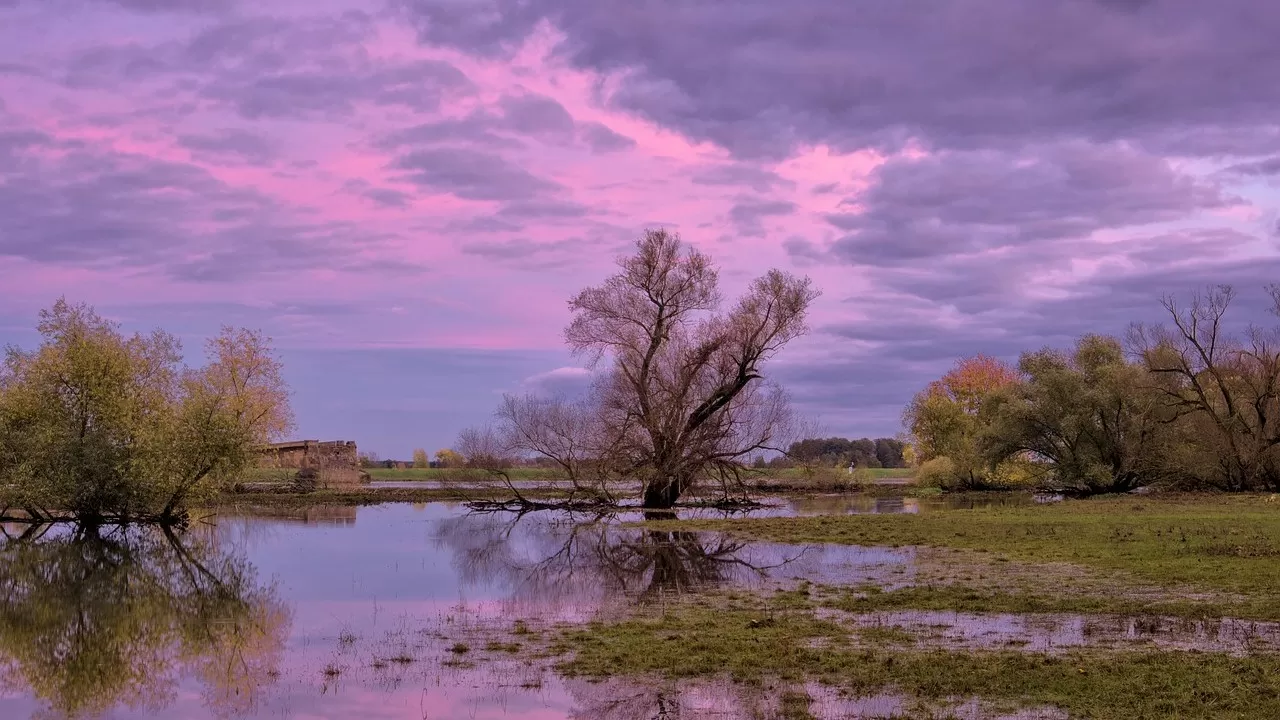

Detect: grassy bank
[534,494,1280,718]
[549,590,1280,719]
[644,494,1280,603]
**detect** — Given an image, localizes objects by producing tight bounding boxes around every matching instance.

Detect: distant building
[254,440,368,487]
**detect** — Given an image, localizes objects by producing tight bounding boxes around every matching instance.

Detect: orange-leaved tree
[903,354,1026,489]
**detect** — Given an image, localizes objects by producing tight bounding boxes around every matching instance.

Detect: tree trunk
[642,478,682,509]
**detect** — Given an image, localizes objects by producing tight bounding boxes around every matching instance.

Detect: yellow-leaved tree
[0,299,293,523]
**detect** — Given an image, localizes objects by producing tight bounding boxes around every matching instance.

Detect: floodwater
[0,496,1223,720]
[0,503,914,719]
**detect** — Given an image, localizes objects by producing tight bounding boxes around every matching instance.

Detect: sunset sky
[1,0,1278,457]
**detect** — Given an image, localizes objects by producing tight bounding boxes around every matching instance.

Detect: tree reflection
[0,524,290,719]
[435,511,803,611]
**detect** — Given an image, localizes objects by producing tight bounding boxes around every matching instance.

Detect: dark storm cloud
[98,0,235,11]
[9,0,235,11]
[379,116,527,150]
[207,60,473,120]
[397,0,1280,160]
[59,14,473,120]
[496,199,591,219]
[0,130,53,165]
[819,142,1234,266]
[342,180,414,208]
[443,216,526,234]
[459,237,599,268]
[578,121,635,153]
[389,147,561,201]
[177,128,277,165]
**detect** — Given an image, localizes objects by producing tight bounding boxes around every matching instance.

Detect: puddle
[829,609,1280,654]
[780,492,1063,517]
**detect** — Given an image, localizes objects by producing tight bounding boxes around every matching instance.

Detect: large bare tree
[1128,285,1280,491]
[531,229,820,508]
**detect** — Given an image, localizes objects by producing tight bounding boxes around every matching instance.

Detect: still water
[0,501,921,719]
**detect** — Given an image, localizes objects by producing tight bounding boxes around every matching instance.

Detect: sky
[1,0,1278,458]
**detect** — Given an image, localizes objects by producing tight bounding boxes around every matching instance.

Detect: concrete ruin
[254,440,369,488]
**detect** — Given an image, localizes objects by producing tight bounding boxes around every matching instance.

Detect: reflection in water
[0,501,1140,719]
[0,524,290,719]
[436,512,763,611]
[432,509,900,616]
[782,492,1065,517]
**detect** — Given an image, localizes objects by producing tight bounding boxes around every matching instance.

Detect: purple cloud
[1,0,1277,457]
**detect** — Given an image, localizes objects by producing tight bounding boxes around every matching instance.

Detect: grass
[547,590,1280,719]
[478,493,1280,718]
[825,584,1249,619]
[640,493,1280,613]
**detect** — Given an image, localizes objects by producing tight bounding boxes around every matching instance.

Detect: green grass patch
[828,584,1249,619]
[642,494,1280,609]
[550,595,1280,719]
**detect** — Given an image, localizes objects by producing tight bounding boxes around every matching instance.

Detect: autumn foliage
[903,354,1028,489]
[911,285,1280,494]
[0,299,293,523]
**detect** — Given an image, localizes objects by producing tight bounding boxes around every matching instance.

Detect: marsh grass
[640,494,1280,607]
[498,494,1280,718]
[827,584,1252,619]
[549,592,1280,719]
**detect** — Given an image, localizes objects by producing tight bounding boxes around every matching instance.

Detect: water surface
[0,503,909,719]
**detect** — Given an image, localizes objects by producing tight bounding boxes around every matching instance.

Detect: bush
[915,456,958,489]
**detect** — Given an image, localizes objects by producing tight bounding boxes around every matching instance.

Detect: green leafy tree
[0,299,293,523]
[982,335,1167,494]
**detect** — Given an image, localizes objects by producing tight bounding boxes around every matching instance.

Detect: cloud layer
[2,0,1278,455]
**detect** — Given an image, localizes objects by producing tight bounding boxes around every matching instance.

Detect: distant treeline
[905,285,1280,494]
[771,437,908,469]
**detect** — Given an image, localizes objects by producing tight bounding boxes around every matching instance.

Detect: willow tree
[554,229,818,508]
[0,299,293,523]
[981,335,1168,494]
[1129,285,1280,491]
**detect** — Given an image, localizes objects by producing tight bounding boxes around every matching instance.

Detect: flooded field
[1,496,1277,719]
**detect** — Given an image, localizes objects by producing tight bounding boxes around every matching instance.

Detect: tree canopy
[908,285,1280,494]
[467,229,819,508]
[0,299,293,523]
